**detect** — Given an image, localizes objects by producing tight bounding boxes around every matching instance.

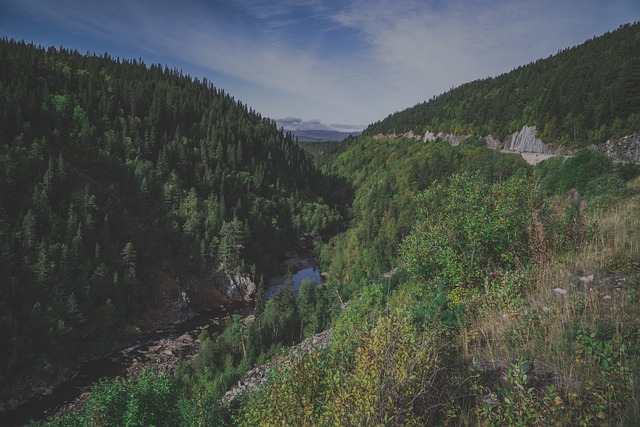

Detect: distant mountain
[291,129,361,142]
[364,22,640,150]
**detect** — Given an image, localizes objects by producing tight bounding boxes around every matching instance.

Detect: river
[0,301,252,426]
[264,267,323,300]
[1,263,323,426]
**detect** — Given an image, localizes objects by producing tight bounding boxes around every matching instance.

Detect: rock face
[167,291,195,324]
[503,126,551,153]
[376,126,640,165]
[599,133,640,163]
[485,135,501,149]
[216,272,256,300]
[423,130,468,146]
[422,126,552,153]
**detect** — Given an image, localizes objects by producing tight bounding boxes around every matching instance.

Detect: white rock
[503,126,550,153]
[579,274,594,283]
[553,288,568,295]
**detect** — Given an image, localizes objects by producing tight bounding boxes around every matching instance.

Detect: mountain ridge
[364,22,640,150]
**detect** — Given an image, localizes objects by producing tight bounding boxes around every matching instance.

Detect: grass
[462,180,640,425]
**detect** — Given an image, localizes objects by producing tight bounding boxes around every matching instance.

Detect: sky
[1,1,639,131]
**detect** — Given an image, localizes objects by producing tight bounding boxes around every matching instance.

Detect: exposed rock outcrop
[598,133,640,163]
[422,126,552,153]
[485,135,501,149]
[423,130,469,146]
[376,126,640,166]
[167,291,195,324]
[502,126,551,153]
[216,272,256,300]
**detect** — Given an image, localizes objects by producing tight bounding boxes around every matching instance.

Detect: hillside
[0,39,341,394]
[365,22,640,149]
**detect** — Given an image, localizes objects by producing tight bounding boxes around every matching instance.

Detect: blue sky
[2,1,639,131]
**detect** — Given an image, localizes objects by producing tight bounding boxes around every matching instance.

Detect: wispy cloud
[6,0,639,129]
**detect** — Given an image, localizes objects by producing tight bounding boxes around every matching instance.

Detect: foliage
[237,350,331,426]
[476,362,565,427]
[401,173,535,293]
[238,309,451,426]
[32,368,179,426]
[326,312,450,426]
[319,136,530,289]
[175,278,338,414]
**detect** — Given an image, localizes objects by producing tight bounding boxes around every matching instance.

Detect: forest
[0,38,341,393]
[365,22,640,148]
[3,20,640,427]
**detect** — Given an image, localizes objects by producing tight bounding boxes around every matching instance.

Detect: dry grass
[463,183,640,423]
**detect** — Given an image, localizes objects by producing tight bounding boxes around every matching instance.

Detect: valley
[1,19,640,427]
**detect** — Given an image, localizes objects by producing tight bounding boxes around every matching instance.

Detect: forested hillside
[365,22,640,148]
[0,39,339,386]
[318,136,531,288]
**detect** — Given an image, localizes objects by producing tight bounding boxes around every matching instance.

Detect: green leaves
[401,173,535,293]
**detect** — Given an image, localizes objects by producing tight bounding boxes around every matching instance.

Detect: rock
[422,130,468,146]
[216,272,256,300]
[603,295,612,301]
[553,288,568,296]
[502,313,509,320]
[579,274,594,283]
[520,360,534,374]
[481,393,498,405]
[168,291,195,324]
[503,126,550,153]
[598,133,640,163]
[485,135,501,149]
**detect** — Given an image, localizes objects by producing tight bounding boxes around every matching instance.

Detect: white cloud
[8,0,640,129]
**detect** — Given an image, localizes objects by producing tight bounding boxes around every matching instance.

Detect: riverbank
[1,244,322,426]
[0,300,251,426]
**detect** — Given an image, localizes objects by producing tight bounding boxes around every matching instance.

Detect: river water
[264,267,323,300]
[0,301,252,426]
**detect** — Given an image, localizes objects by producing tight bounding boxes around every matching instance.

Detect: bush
[401,173,535,294]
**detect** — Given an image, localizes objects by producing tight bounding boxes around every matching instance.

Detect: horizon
[2,1,639,131]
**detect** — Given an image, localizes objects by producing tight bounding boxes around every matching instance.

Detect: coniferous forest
[0,38,340,390]
[2,21,640,427]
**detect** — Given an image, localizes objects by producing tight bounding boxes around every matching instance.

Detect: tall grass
[464,181,640,425]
